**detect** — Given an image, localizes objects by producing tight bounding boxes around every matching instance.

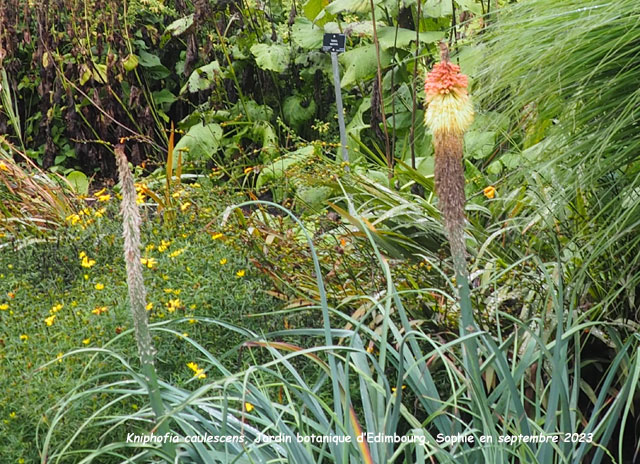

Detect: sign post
[323,33,349,168]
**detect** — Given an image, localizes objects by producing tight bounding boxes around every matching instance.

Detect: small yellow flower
[84,274,89,280]
[20,334,28,341]
[97,194,111,202]
[188,318,196,324]
[180,201,191,211]
[0,161,10,171]
[236,270,245,278]
[244,402,254,412]
[244,166,253,174]
[9,412,16,419]
[145,244,156,251]
[219,258,227,265]
[0,303,8,311]
[166,298,182,313]
[140,257,157,269]
[483,185,496,199]
[45,315,56,326]
[391,385,407,393]
[82,338,91,345]
[158,239,172,252]
[92,306,108,315]
[182,332,188,338]
[81,255,96,268]
[169,248,185,258]
[95,283,105,290]
[187,362,206,379]
[211,233,223,240]
[94,207,106,218]
[146,302,154,311]
[57,352,64,363]
[94,187,107,196]
[50,303,63,313]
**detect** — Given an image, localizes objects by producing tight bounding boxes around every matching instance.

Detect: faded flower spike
[423,42,474,268]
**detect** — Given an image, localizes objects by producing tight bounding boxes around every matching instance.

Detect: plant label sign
[322,33,346,53]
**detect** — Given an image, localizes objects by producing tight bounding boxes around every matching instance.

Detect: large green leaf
[303,0,334,25]
[66,171,89,195]
[340,44,391,88]
[376,27,444,50]
[164,14,194,37]
[174,122,223,162]
[423,0,452,17]
[181,61,221,94]
[257,146,315,188]
[291,18,325,50]
[326,0,380,14]
[250,44,290,73]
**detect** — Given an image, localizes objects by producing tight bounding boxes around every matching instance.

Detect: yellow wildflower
[92,306,108,315]
[169,248,185,258]
[180,201,191,211]
[20,334,28,341]
[94,208,106,218]
[158,239,171,252]
[57,352,64,362]
[219,258,227,265]
[95,283,105,290]
[80,253,96,268]
[187,362,206,379]
[0,161,9,171]
[50,303,63,313]
[0,304,8,310]
[244,402,254,412]
[236,270,246,278]
[140,257,157,269]
[166,298,182,313]
[483,185,496,199]
[9,412,16,419]
[97,193,111,202]
[211,233,223,240]
[45,315,56,326]
[82,338,91,345]
[146,302,154,311]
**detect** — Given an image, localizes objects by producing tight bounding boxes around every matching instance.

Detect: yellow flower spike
[483,185,496,199]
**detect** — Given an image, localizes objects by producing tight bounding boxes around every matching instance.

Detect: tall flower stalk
[115,144,171,445]
[424,44,484,399]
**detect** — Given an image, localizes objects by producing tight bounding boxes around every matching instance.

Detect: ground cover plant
[1,0,639,462]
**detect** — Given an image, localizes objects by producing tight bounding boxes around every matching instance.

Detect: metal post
[330,51,349,168]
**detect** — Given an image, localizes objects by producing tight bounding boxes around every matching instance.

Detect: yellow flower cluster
[79,251,96,268]
[186,362,206,379]
[91,306,108,315]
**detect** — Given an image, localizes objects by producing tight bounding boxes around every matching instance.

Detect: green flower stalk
[115,144,171,446]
